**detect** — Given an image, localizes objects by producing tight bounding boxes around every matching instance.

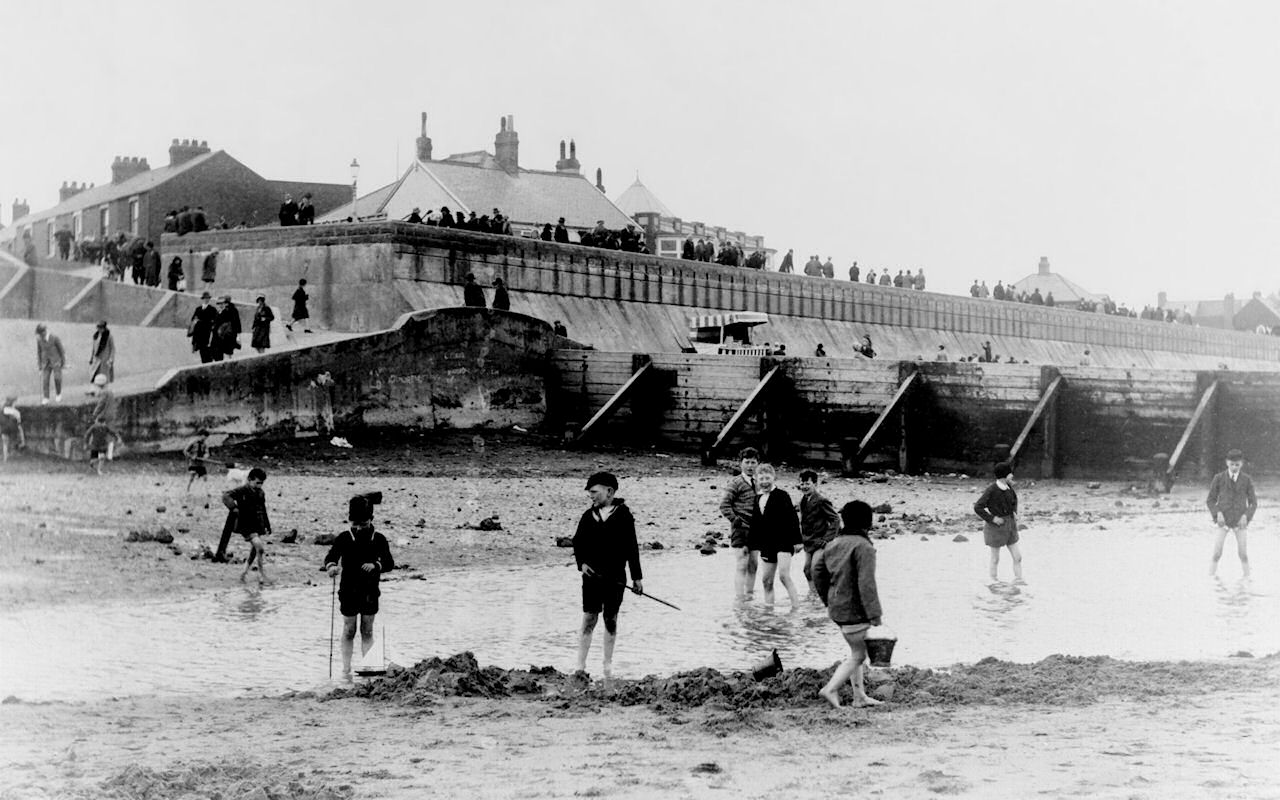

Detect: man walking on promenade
[720,447,760,599]
[572,471,643,681]
[799,469,840,595]
[1206,449,1257,577]
[35,324,65,404]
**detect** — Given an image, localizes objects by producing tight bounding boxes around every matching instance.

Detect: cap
[96,321,107,328]
[348,495,374,523]
[220,295,232,303]
[35,323,46,333]
[200,291,211,299]
[1226,449,1244,461]
[584,471,618,491]
[994,462,1013,479]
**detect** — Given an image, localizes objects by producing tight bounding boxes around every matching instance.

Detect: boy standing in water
[973,462,1023,582]
[720,447,760,599]
[749,463,803,607]
[1206,448,1257,577]
[222,467,272,583]
[325,494,395,680]
[572,471,643,681]
[798,469,840,595]
[812,500,883,708]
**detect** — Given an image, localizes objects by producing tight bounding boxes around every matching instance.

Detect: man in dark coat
[192,206,208,232]
[212,296,242,361]
[681,238,696,260]
[278,195,299,227]
[849,261,859,282]
[167,256,184,291]
[463,273,486,307]
[554,217,570,244]
[189,292,220,363]
[177,207,193,235]
[491,277,510,311]
[143,242,162,287]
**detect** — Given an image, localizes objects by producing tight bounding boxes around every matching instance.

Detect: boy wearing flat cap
[572,471,643,680]
[325,494,395,680]
[1207,449,1257,577]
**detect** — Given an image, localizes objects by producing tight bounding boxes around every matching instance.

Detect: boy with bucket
[572,471,643,681]
[325,494,395,680]
[812,500,883,708]
[1206,448,1257,577]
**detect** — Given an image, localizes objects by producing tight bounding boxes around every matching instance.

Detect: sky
[2,0,1279,307]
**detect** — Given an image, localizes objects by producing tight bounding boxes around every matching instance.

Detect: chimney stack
[12,198,30,221]
[416,112,433,161]
[111,155,151,184]
[1157,291,1167,309]
[58,181,88,202]
[595,167,606,193]
[555,137,582,174]
[495,114,519,174]
[168,138,211,167]
[1037,256,1050,275]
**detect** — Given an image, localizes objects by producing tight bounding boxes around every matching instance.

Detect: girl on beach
[747,463,802,607]
[812,500,883,708]
[973,461,1023,582]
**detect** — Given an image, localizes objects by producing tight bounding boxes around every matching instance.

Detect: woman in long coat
[251,297,274,353]
[90,321,115,383]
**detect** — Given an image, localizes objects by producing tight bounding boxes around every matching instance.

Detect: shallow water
[2,516,1277,701]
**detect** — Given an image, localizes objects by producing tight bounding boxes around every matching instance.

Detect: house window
[99,206,110,237]
[73,212,82,239]
[659,238,678,253]
[128,198,140,235]
[48,222,56,256]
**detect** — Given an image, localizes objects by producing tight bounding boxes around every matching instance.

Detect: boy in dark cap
[973,461,1022,582]
[222,467,272,583]
[1207,449,1257,577]
[325,494,395,680]
[572,471,642,680]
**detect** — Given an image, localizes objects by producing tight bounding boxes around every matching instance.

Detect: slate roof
[317,157,634,230]
[0,151,225,242]
[614,177,674,218]
[1010,269,1105,304]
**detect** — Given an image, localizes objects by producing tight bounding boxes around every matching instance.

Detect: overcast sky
[3,0,1278,306]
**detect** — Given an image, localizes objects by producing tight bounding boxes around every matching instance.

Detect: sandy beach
[1,431,1278,799]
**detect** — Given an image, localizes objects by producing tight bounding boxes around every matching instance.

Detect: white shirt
[594,504,616,522]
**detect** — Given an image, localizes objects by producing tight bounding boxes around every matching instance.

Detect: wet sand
[1,432,1278,798]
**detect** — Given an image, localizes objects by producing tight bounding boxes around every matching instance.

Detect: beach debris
[155,506,166,513]
[872,503,892,513]
[643,541,665,550]
[554,536,574,547]
[124,527,174,544]
[313,533,338,546]
[459,515,503,531]
[699,543,717,555]
[692,762,722,774]
[282,529,298,544]
[952,534,969,542]
[330,437,353,449]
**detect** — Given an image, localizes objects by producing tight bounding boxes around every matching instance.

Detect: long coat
[189,304,219,352]
[251,305,274,350]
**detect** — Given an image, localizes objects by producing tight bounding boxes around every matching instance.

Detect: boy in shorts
[325,494,395,679]
[719,446,760,599]
[812,500,883,708]
[183,429,212,492]
[1206,448,1257,577]
[572,471,643,680]
[798,468,840,595]
[222,467,272,583]
[973,461,1022,582]
[83,416,123,475]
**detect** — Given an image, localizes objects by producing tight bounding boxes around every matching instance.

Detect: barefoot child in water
[812,500,883,708]
[1206,448,1257,577]
[572,471,643,681]
[325,494,395,680]
[974,461,1023,582]
[222,467,272,584]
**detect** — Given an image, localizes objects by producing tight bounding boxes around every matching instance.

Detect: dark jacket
[189,304,219,351]
[973,482,1018,523]
[324,526,395,599]
[1206,470,1258,527]
[222,484,271,535]
[492,284,510,311]
[799,490,840,553]
[36,334,65,369]
[251,305,274,349]
[215,305,242,355]
[812,533,881,625]
[572,499,642,581]
[748,487,801,554]
[554,224,570,244]
[463,282,486,307]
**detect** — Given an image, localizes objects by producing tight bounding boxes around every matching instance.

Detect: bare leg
[1007,542,1024,582]
[819,630,881,708]
[1235,529,1250,577]
[776,550,800,607]
[576,612,598,673]
[1210,527,1229,575]
[601,613,618,679]
[803,549,815,595]
[759,558,777,605]
[340,616,357,677]
[255,539,269,583]
[359,615,375,661]
[988,546,1001,581]
[735,547,759,599]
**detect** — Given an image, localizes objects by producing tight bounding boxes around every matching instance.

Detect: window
[73,212,82,239]
[128,198,139,235]
[48,222,56,256]
[99,206,109,237]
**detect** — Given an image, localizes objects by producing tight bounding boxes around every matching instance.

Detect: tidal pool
[2,515,1276,701]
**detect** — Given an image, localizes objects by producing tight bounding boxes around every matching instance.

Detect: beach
[1,431,1277,799]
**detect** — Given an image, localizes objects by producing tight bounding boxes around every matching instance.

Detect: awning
[688,312,769,329]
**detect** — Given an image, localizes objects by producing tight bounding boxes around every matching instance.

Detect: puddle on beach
[2,517,1276,701]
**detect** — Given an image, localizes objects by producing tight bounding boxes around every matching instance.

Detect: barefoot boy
[222,467,272,583]
[798,469,840,595]
[1206,448,1257,577]
[83,416,122,475]
[812,500,883,708]
[183,430,212,492]
[973,461,1023,582]
[572,471,643,680]
[324,494,395,679]
[719,447,760,599]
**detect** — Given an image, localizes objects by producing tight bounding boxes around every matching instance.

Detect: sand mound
[60,763,354,799]
[326,651,1279,711]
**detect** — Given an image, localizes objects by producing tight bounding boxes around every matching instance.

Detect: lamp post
[349,158,360,222]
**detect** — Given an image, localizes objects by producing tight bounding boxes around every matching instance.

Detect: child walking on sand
[83,416,123,475]
[812,500,883,708]
[222,467,273,584]
[183,430,212,492]
[973,462,1023,582]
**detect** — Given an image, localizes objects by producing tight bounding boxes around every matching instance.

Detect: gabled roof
[614,177,674,217]
[0,151,228,241]
[317,157,635,230]
[1011,269,1104,304]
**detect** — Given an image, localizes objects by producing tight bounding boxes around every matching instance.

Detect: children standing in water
[325,494,395,680]
[973,462,1023,582]
[812,500,883,708]
[1206,448,1257,577]
[572,471,643,681]
[748,463,802,607]
[719,447,760,600]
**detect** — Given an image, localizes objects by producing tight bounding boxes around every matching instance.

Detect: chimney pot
[559,140,566,160]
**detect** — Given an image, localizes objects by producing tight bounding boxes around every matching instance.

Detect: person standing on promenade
[812,500,883,708]
[572,471,643,681]
[1,397,25,461]
[799,469,840,595]
[491,277,511,311]
[720,447,760,599]
[973,462,1023,583]
[89,321,115,384]
[201,248,219,292]
[1206,448,1257,577]
[749,463,802,607]
[212,296,242,360]
[325,494,395,680]
[222,467,272,584]
[250,296,274,353]
[288,279,311,333]
[35,323,65,404]
[463,273,486,307]
[189,292,219,363]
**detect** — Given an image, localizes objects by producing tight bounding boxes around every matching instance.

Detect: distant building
[317,114,634,236]
[613,176,773,267]
[1010,257,1106,309]
[1159,290,1280,331]
[0,139,349,258]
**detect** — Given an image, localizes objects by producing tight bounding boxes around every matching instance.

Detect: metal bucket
[751,649,783,681]
[865,636,896,668]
